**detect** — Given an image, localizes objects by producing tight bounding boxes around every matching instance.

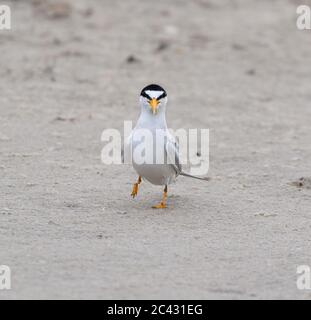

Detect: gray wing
[165,136,182,176]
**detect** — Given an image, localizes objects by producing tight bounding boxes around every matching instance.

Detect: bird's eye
[157,92,167,100]
[141,92,152,100]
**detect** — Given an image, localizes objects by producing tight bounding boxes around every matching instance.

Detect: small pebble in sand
[52,38,62,46]
[232,43,245,51]
[254,212,278,217]
[246,69,256,76]
[290,177,311,189]
[126,55,140,64]
[26,183,37,187]
[155,41,170,52]
[48,220,60,226]
[53,116,76,122]
[117,210,127,215]
[80,7,93,18]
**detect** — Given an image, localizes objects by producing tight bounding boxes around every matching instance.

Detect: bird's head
[139,84,167,115]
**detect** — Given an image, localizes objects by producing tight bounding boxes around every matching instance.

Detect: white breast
[133,163,177,186]
[125,128,177,186]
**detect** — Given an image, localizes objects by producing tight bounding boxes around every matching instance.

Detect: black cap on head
[140,84,167,100]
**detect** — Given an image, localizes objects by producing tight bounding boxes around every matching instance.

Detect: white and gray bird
[124,84,208,209]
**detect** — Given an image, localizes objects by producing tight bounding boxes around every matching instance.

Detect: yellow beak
[149,98,159,114]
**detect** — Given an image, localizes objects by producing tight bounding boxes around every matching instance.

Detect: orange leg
[152,185,168,209]
[131,176,142,198]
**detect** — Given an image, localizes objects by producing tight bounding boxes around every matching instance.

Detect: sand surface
[1,0,311,299]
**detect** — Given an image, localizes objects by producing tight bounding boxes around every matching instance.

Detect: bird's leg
[131,176,142,198]
[152,185,168,209]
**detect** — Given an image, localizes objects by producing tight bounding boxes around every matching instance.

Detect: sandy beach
[0,0,311,299]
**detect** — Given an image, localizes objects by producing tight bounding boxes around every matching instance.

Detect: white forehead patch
[145,90,164,99]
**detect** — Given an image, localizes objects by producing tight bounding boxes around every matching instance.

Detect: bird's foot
[131,183,139,198]
[152,187,168,209]
[152,202,167,209]
[131,177,142,198]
